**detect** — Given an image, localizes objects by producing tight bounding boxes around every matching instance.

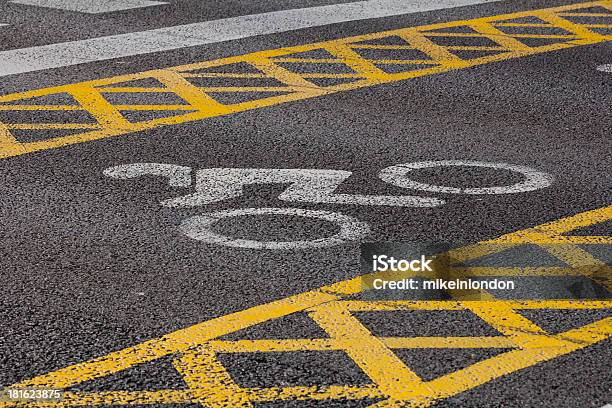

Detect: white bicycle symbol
[104,160,553,249]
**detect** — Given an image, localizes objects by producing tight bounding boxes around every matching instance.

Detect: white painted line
[9,0,168,14]
[103,163,192,188]
[180,207,371,249]
[0,0,501,77]
[104,164,444,208]
[379,160,553,194]
[597,64,612,73]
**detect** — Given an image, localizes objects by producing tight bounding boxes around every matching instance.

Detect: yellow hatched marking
[468,21,534,50]
[7,123,101,130]
[539,244,612,291]
[245,57,326,93]
[0,105,82,111]
[445,45,507,50]
[95,87,169,93]
[149,70,230,115]
[249,384,384,401]
[1,206,610,408]
[349,44,417,50]
[270,57,343,63]
[322,42,391,80]
[382,336,517,349]
[309,302,427,399]
[363,59,440,64]
[494,23,557,27]
[198,86,294,92]
[559,12,612,16]
[1,306,609,407]
[466,302,567,348]
[397,28,465,66]
[300,72,365,78]
[181,72,269,78]
[209,338,338,353]
[68,86,132,130]
[534,11,607,39]
[451,265,612,277]
[0,1,610,159]
[115,104,195,111]
[207,336,518,353]
[174,346,254,408]
[373,317,611,408]
[0,122,26,156]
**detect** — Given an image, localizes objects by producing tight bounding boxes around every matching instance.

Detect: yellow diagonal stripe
[0,0,610,159]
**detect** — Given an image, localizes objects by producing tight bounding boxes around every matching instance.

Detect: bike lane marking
[1,204,610,407]
[0,0,610,160]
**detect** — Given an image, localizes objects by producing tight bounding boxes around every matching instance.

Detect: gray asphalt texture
[0,0,611,407]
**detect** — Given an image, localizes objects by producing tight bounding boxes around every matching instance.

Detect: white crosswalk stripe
[9,0,168,14]
[0,0,501,76]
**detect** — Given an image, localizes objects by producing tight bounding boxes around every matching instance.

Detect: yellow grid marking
[0,1,610,159]
[6,123,101,130]
[1,205,610,407]
[115,104,196,111]
[349,44,418,49]
[197,86,294,92]
[559,11,612,16]
[0,105,82,111]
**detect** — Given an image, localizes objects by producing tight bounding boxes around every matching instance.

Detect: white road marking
[159,167,444,208]
[179,207,371,249]
[0,0,501,77]
[104,160,553,248]
[378,161,553,194]
[103,163,192,188]
[597,64,612,73]
[9,0,168,14]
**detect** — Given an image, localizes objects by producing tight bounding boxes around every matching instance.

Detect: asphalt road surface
[0,0,611,407]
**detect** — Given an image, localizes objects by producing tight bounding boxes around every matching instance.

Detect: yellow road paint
[0,1,611,159]
[1,205,611,407]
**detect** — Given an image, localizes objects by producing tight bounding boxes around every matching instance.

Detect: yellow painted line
[559,11,612,16]
[95,87,170,93]
[0,105,82,111]
[1,205,610,408]
[445,45,508,50]
[451,265,612,277]
[248,384,384,402]
[114,104,195,111]
[494,23,557,27]
[208,336,517,353]
[209,338,338,353]
[349,44,418,49]
[270,57,343,63]
[382,336,517,349]
[0,1,610,159]
[6,123,101,130]
[376,317,611,407]
[198,86,293,92]
[308,301,430,400]
[181,72,269,78]
[300,72,364,78]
